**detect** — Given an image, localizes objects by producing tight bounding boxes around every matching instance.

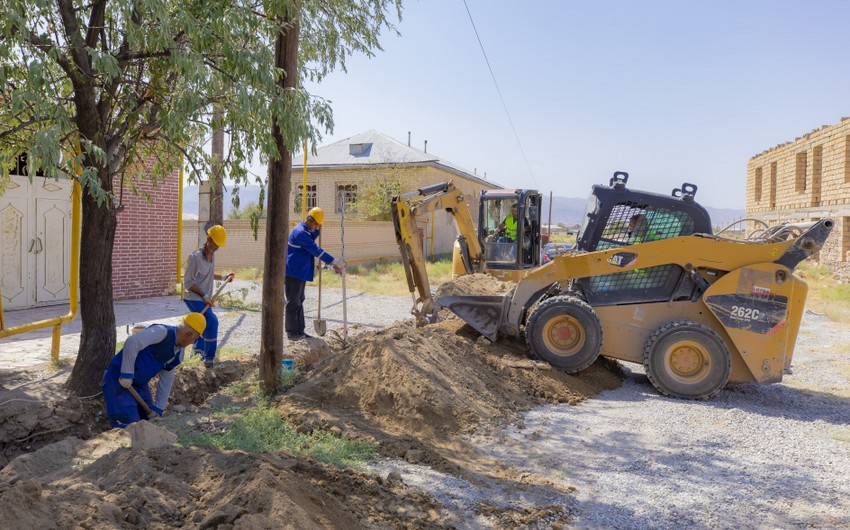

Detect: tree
[355,163,423,221]
[229,202,267,220]
[0,0,287,395]
[257,0,402,392]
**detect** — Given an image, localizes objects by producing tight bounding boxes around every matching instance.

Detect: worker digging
[182,224,234,368]
[285,206,346,341]
[101,313,206,428]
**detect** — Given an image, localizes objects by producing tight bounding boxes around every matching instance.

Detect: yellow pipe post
[177,159,184,289]
[302,138,308,220]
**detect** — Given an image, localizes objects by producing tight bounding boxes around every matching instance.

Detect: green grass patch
[178,405,376,469]
[315,258,454,296]
[233,267,263,281]
[797,261,850,322]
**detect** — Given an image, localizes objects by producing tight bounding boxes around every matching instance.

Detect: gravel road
[369,310,850,529]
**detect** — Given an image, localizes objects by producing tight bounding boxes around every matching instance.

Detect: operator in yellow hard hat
[183,224,233,368]
[285,207,345,340]
[102,313,206,428]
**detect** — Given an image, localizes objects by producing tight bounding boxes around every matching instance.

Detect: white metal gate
[0,175,72,309]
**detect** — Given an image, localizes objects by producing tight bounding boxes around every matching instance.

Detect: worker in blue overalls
[102,313,206,428]
[285,207,345,340]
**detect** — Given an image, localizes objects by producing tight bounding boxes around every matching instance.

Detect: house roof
[293,130,501,188]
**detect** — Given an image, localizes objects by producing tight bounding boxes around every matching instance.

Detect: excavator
[391,181,543,323]
[394,172,833,399]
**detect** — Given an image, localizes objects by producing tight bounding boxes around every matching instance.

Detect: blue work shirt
[286,221,335,282]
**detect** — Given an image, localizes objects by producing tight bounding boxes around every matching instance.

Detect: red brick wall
[112,159,180,300]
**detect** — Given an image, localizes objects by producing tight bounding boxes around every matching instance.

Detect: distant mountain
[182,185,264,218]
[182,185,744,229]
[539,195,745,231]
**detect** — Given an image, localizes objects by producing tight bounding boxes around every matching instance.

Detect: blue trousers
[184,300,219,361]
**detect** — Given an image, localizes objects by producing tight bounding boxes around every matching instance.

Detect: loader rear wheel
[643,320,731,400]
[525,295,603,373]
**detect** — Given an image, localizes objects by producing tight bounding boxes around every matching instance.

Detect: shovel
[313,233,328,336]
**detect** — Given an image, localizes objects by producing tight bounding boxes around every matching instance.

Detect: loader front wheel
[643,320,731,399]
[525,295,603,373]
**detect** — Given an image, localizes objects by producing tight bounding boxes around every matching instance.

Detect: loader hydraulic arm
[391,181,483,323]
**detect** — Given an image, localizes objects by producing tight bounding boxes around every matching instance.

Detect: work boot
[204,359,214,369]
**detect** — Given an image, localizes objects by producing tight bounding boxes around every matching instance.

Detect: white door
[0,177,32,309]
[0,175,72,309]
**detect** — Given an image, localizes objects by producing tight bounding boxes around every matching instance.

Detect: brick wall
[112,159,180,299]
[746,118,850,263]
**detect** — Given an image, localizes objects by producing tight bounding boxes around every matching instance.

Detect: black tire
[643,320,731,399]
[525,295,603,373]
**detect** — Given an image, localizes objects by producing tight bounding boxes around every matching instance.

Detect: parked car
[542,242,574,263]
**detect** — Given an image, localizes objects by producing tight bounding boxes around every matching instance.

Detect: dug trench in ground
[0,360,249,468]
[280,274,623,483]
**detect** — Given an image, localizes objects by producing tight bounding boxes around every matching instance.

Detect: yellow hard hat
[308,207,324,225]
[207,225,226,247]
[183,313,206,335]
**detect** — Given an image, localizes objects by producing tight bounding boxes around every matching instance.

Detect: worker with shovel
[102,313,206,428]
[286,207,345,340]
[183,224,234,368]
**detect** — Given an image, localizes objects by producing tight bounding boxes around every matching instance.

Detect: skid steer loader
[439,172,833,399]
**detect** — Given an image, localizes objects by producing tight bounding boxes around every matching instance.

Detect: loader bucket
[437,294,508,341]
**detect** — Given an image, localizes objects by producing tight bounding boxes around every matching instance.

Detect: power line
[462,0,536,186]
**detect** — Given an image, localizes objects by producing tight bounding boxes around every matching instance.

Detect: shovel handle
[125,384,155,417]
[200,274,234,314]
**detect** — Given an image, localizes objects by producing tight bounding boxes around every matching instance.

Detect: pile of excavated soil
[0,423,452,529]
[281,314,622,454]
[434,273,515,298]
[0,361,249,468]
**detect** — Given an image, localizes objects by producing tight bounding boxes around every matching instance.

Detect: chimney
[424,140,428,153]
[408,131,411,146]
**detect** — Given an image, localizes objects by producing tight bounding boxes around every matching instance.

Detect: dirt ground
[0,298,621,529]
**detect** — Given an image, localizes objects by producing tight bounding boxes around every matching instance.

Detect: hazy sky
[285,0,850,209]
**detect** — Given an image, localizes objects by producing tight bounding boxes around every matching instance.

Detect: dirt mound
[0,360,250,468]
[282,314,621,447]
[0,430,451,529]
[434,273,514,298]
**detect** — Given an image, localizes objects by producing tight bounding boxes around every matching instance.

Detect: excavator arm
[391,181,483,324]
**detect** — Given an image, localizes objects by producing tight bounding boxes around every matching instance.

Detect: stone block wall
[746,118,850,263]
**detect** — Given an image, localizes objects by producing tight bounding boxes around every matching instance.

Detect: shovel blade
[437,294,508,342]
[313,318,327,337]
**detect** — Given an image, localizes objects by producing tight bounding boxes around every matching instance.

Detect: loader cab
[574,171,714,306]
[479,189,542,276]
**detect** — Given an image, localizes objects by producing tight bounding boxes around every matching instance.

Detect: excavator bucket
[437,294,508,341]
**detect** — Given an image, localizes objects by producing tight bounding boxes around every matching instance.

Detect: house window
[795,151,807,193]
[769,162,777,209]
[336,184,357,212]
[754,167,763,203]
[293,184,317,213]
[845,136,850,183]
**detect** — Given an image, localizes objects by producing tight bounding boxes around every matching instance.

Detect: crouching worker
[102,313,206,428]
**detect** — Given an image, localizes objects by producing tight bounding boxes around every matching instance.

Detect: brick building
[0,156,180,310]
[746,117,850,264]
[193,130,501,270]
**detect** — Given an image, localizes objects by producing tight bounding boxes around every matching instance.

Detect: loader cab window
[480,194,540,268]
[579,201,700,306]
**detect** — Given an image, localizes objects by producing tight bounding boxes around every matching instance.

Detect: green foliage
[178,405,377,468]
[229,202,267,220]
[355,165,421,220]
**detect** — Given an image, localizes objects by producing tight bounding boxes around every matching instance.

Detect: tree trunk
[66,170,117,396]
[211,106,225,225]
[260,15,300,393]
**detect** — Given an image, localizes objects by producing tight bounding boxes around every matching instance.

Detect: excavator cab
[478,189,543,278]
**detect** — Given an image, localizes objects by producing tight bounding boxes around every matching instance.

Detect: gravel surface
[369,310,850,529]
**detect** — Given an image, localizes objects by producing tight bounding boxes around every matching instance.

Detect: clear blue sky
[294,0,850,209]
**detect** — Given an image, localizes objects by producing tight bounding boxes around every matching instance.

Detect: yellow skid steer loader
[439,172,833,399]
